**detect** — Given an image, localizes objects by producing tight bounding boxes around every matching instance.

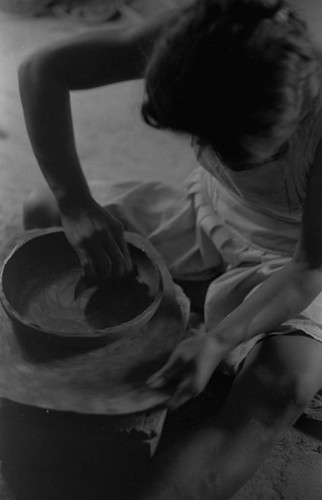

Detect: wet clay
[19,268,153,332]
[0,229,190,414]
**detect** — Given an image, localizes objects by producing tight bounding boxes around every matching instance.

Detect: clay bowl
[0,228,163,347]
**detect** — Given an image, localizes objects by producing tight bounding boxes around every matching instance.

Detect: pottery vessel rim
[0,228,164,342]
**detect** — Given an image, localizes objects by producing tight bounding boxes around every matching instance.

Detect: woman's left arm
[149,138,322,408]
[214,137,322,349]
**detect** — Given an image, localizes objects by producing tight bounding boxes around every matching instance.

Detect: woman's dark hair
[142,0,321,165]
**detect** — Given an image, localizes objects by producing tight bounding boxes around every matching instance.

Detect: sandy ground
[0,1,322,499]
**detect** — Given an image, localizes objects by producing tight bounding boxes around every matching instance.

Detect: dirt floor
[1,1,322,499]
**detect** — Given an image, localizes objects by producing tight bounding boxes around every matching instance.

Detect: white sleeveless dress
[90,92,322,375]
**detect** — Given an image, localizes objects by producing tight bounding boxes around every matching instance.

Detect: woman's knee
[208,337,322,453]
[243,341,322,426]
[250,361,313,416]
[23,187,60,230]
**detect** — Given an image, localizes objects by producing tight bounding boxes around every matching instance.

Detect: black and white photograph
[1,1,322,499]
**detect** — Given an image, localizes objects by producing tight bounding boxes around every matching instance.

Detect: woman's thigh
[221,333,322,428]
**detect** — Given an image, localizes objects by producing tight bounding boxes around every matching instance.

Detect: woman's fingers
[62,202,134,282]
[83,237,113,281]
[77,227,131,282]
[76,246,97,283]
[148,362,201,410]
[147,354,187,389]
[167,378,199,410]
[147,337,222,411]
[100,228,132,277]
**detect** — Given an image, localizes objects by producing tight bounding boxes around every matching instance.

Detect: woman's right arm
[18,10,177,281]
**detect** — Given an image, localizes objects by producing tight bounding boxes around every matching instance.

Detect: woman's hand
[60,197,133,283]
[147,335,227,410]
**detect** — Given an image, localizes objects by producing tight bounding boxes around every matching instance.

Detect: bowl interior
[1,231,162,335]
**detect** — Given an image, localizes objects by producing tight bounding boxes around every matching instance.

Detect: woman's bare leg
[134,334,322,500]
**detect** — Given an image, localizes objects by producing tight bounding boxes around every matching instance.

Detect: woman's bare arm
[18,9,179,281]
[210,136,322,350]
[18,11,175,207]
